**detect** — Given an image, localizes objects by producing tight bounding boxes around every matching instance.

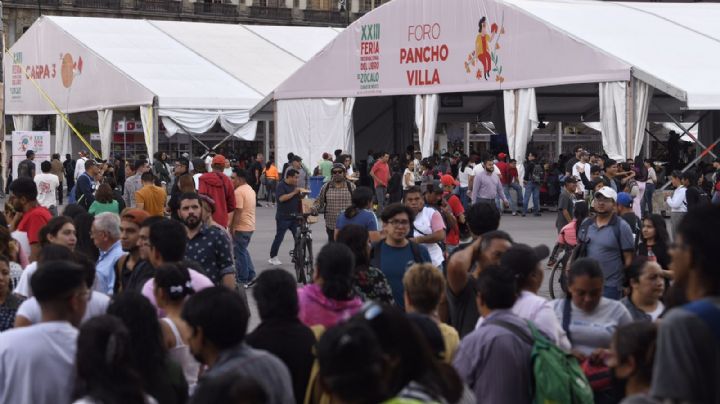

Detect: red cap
[440,174,459,187]
[498,152,507,159]
[212,154,227,166]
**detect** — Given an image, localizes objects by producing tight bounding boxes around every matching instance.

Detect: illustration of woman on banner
[475,17,496,80]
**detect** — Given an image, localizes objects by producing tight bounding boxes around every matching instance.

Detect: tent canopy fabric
[274,0,720,111]
[4,16,341,126]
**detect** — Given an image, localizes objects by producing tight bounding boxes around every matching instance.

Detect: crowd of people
[0,144,716,404]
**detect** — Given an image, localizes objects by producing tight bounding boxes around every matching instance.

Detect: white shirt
[13,261,37,297]
[666,186,687,212]
[458,166,473,188]
[193,173,202,191]
[16,291,110,325]
[476,291,572,352]
[403,168,415,190]
[412,206,445,267]
[648,302,665,322]
[0,322,78,404]
[572,162,591,193]
[74,157,88,180]
[34,173,60,208]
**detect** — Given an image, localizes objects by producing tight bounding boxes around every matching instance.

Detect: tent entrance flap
[277,98,354,169]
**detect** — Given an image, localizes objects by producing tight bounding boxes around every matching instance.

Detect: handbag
[563,298,612,392]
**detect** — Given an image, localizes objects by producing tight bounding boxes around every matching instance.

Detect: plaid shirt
[314,180,355,230]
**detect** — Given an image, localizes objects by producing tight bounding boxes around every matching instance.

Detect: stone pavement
[244,204,559,329]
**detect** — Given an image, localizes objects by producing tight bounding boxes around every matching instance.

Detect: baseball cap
[212,154,227,166]
[121,209,150,226]
[332,163,346,172]
[292,155,303,162]
[617,192,633,207]
[595,186,618,201]
[440,174,459,187]
[497,152,507,159]
[500,243,550,280]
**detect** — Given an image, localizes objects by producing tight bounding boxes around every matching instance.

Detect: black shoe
[534,213,541,217]
[244,278,257,289]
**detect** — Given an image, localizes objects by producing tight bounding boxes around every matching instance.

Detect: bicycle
[290,212,315,285]
[548,244,574,299]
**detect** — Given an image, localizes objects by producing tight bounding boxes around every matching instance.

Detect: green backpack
[489,319,594,404]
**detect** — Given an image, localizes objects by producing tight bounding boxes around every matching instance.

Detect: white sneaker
[268,257,282,266]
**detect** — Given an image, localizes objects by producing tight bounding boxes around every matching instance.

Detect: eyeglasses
[388,219,410,226]
[332,170,344,174]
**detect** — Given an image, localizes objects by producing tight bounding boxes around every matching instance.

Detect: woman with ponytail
[334,186,381,242]
[73,315,153,404]
[153,263,201,393]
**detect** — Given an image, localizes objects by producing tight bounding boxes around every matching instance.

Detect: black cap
[500,243,550,281]
[292,155,303,162]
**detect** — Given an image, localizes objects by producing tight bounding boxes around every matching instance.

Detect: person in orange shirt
[135,172,167,217]
[229,168,257,286]
[263,161,279,205]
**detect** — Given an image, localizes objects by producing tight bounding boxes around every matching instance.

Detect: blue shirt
[581,215,635,288]
[95,241,123,295]
[335,209,378,232]
[375,242,431,308]
[276,180,301,219]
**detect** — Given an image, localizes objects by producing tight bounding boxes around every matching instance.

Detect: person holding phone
[269,169,309,266]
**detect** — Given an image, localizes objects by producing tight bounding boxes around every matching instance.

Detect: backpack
[370,239,424,269]
[570,216,624,265]
[531,163,545,183]
[17,160,32,178]
[688,186,711,209]
[317,181,353,214]
[488,319,594,404]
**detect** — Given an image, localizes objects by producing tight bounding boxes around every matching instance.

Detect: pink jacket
[297,284,362,328]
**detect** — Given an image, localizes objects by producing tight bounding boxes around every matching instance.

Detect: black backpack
[688,186,711,209]
[570,216,625,264]
[531,163,545,183]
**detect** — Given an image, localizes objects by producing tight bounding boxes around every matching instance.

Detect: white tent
[4,16,341,159]
[273,0,720,166]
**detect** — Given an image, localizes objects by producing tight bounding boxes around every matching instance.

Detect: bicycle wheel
[303,238,314,284]
[294,238,307,284]
[549,258,566,299]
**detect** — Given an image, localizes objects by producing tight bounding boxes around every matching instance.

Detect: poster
[12,131,51,179]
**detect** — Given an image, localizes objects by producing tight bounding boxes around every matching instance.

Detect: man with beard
[178,193,236,289]
[114,209,153,293]
[141,218,214,315]
[470,155,509,208]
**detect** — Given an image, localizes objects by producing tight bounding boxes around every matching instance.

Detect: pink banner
[276,0,630,99]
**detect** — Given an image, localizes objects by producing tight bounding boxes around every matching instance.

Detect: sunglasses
[332,170,345,174]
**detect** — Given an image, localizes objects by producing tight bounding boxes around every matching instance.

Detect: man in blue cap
[617,192,640,248]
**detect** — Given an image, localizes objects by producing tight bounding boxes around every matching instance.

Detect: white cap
[594,186,618,201]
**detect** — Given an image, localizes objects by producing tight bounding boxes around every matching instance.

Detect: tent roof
[4,16,340,115]
[274,0,720,110]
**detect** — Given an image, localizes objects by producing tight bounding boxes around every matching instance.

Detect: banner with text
[12,131,51,179]
[276,0,630,99]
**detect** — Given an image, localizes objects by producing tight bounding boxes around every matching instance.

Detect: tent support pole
[210,134,235,152]
[659,137,720,191]
[171,120,214,154]
[464,122,470,155]
[653,104,715,159]
[557,122,562,161]
[264,120,270,161]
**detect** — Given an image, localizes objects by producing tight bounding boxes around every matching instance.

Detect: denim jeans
[270,218,298,258]
[642,182,655,216]
[375,186,387,215]
[523,182,540,215]
[458,186,469,210]
[603,285,622,300]
[503,183,523,213]
[234,231,255,282]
